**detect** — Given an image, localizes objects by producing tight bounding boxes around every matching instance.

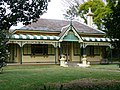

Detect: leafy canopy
[0,0,48,30]
[0,0,49,62]
[103,0,120,48]
[79,0,111,30]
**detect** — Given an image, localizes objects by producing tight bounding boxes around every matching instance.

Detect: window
[94,46,100,55]
[86,46,94,56]
[86,46,100,56]
[61,42,70,55]
[23,44,31,55]
[48,45,55,55]
[73,43,80,55]
[14,44,18,57]
[31,44,48,55]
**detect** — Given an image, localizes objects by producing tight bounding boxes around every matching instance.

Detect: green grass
[0,64,120,90]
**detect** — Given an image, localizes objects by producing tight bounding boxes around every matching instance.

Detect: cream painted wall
[87,56,102,61]
[72,55,102,64]
[21,55,102,63]
[10,43,102,64]
[72,56,80,62]
[22,55,56,63]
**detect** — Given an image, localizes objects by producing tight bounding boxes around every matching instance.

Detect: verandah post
[19,42,23,64]
[54,47,57,64]
[79,43,82,63]
[110,48,113,63]
[20,46,22,64]
[83,43,86,56]
[54,42,59,64]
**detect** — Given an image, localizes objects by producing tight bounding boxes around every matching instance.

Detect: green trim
[59,24,83,42]
[63,31,79,41]
[11,34,59,40]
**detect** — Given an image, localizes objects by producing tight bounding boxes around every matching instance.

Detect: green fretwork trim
[63,31,79,41]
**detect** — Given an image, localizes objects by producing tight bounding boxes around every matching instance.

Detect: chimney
[87,8,94,27]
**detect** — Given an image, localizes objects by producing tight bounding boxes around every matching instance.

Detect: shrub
[46,79,120,90]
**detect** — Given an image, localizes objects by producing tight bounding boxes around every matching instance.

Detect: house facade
[7,18,116,64]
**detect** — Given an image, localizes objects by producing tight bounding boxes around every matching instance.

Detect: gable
[63,30,79,41]
[59,25,83,43]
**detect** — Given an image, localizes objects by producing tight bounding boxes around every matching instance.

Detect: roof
[19,18,105,34]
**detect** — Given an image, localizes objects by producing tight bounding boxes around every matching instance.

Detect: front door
[61,42,72,62]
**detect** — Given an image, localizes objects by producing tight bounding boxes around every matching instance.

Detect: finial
[87,7,93,16]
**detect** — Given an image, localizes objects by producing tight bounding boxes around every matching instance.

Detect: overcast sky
[41,0,65,19]
[41,0,87,19]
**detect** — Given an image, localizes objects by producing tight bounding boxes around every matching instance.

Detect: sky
[41,0,65,19]
[41,0,87,19]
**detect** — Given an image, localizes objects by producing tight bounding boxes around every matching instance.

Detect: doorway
[61,42,72,62]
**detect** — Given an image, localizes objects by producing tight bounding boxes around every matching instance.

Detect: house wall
[87,56,102,64]
[8,42,106,64]
[60,42,104,64]
[72,55,102,64]
[8,44,19,63]
[13,50,58,63]
[22,55,56,63]
[8,44,59,63]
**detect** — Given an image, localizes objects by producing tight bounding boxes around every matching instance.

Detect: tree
[63,0,111,30]
[62,0,85,19]
[0,0,49,63]
[79,0,111,30]
[103,0,120,48]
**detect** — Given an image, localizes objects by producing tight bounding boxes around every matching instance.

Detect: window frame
[86,46,100,56]
[73,42,80,56]
[23,44,32,55]
[48,44,55,55]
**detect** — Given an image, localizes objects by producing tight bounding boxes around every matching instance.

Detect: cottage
[7,9,117,64]
[7,18,115,64]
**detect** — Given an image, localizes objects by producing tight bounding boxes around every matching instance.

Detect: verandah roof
[82,37,118,42]
[10,34,118,42]
[11,34,59,40]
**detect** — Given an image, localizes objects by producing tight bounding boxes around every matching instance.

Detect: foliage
[103,0,120,48]
[79,0,111,30]
[0,30,9,62]
[62,0,85,20]
[49,79,120,90]
[0,0,49,62]
[64,0,111,30]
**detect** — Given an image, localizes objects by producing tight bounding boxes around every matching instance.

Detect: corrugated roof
[19,18,105,34]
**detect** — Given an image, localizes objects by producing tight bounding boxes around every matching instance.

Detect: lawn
[0,64,120,90]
